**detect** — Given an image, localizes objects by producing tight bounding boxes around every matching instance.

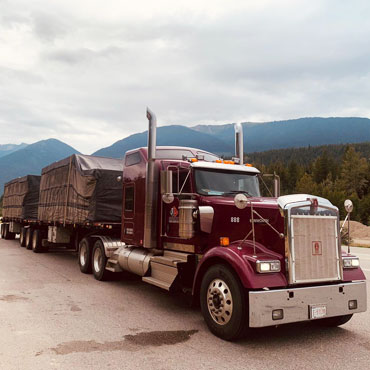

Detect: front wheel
[313,314,353,327]
[200,264,248,341]
[92,240,111,281]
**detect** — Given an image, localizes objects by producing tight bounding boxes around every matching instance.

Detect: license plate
[310,304,327,319]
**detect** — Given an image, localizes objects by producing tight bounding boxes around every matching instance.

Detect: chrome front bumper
[249,281,367,328]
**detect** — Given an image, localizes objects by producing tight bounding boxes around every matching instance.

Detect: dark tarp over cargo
[3,175,41,220]
[38,154,123,224]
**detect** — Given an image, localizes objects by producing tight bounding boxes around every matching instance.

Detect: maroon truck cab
[84,109,367,341]
[116,140,366,340]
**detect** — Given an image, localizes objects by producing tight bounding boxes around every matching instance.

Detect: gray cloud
[0,0,369,153]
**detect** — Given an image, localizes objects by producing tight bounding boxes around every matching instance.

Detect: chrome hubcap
[93,247,102,273]
[207,279,233,325]
[80,244,87,266]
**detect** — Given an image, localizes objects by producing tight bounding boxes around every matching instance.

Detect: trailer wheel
[92,240,111,281]
[32,229,43,253]
[78,238,92,274]
[200,264,247,341]
[25,228,33,250]
[313,314,353,327]
[19,227,27,247]
[3,224,10,240]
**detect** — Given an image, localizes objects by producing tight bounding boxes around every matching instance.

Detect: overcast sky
[0,0,369,154]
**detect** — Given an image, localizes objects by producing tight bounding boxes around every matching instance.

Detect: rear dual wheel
[25,228,33,250]
[3,224,15,240]
[92,240,111,281]
[78,238,92,274]
[19,227,27,247]
[32,229,43,253]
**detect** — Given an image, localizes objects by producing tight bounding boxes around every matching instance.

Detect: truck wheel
[3,224,10,240]
[200,265,248,340]
[79,238,92,274]
[25,228,33,250]
[19,227,27,247]
[0,224,4,239]
[313,314,353,327]
[200,264,247,341]
[92,240,111,281]
[32,229,43,253]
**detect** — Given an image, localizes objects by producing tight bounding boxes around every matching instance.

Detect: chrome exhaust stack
[144,108,158,248]
[234,123,244,165]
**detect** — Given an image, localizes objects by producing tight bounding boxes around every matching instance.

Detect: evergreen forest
[248,142,370,225]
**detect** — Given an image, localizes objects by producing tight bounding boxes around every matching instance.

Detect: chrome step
[142,251,192,291]
[106,255,122,273]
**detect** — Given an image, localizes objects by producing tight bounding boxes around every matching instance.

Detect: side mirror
[161,170,174,204]
[344,199,353,213]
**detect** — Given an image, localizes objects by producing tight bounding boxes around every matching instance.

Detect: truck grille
[289,215,341,284]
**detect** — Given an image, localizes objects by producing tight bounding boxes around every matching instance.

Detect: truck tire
[200,264,248,341]
[25,228,33,250]
[3,224,10,240]
[78,238,92,274]
[313,314,353,327]
[92,240,111,281]
[19,227,27,247]
[32,229,43,253]
[0,224,5,239]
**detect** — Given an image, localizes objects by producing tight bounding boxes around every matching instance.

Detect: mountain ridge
[94,117,370,158]
[0,138,79,195]
[0,143,28,158]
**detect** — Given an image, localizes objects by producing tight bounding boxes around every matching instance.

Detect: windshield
[194,169,261,197]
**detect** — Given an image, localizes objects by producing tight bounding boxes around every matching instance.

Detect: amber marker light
[215,159,223,163]
[223,160,235,164]
[190,158,198,162]
[245,163,253,167]
[220,237,230,246]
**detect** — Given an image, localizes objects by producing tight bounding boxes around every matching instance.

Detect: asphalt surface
[0,238,369,370]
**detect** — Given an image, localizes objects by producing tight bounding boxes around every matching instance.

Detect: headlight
[343,257,360,269]
[256,260,281,273]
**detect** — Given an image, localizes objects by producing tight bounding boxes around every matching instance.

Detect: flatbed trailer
[1,154,124,253]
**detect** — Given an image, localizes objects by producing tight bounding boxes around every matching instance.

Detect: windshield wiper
[222,190,252,197]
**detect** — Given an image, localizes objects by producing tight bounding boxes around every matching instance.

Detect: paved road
[0,239,369,370]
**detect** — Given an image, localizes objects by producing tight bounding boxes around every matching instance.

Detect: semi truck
[1,108,367,340]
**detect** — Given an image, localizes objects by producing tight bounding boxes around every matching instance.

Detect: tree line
[248,143,370,225]
[1,142,369,224]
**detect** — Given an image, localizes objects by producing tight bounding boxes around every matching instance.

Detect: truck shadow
[238,322,348,345]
